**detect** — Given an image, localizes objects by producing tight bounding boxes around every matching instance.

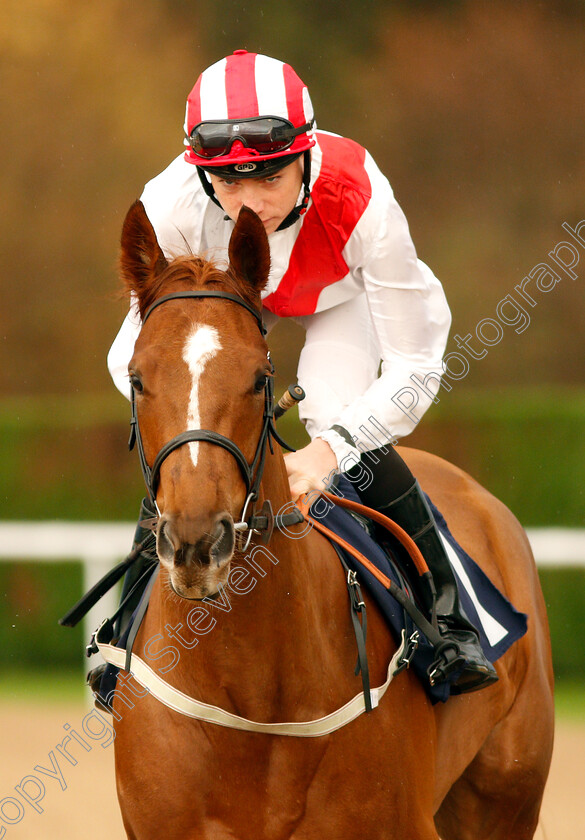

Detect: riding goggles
[188,116,314,159]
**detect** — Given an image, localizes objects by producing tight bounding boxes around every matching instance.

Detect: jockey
[108,49,497,694]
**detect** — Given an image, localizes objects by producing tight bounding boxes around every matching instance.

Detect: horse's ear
[227,206,270,297]
[119,200,168,311]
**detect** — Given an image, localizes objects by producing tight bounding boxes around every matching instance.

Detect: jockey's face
[209,157,304,236]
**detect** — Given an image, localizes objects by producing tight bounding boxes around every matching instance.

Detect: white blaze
[183,325,222,467]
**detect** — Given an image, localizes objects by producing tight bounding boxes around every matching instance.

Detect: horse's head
[119,201,271,599]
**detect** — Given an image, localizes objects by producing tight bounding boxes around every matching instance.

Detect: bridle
[128,290,301,547]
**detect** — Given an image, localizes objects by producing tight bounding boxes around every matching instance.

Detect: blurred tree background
[1,0,584,675]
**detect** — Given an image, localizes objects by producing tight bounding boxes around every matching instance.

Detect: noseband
[128,290,299,544]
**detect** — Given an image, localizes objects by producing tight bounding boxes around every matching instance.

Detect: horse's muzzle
[156,512,235,599]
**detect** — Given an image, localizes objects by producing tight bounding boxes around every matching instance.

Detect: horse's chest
[116,712,328,839]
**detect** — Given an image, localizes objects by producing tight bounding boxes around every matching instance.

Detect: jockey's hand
[284,437,338,501]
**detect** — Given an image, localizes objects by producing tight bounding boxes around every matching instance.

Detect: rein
[128,290,302,544]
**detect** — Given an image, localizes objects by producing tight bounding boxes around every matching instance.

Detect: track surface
[0,700,581,839]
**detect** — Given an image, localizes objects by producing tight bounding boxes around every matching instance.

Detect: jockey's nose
[238,184,265,216]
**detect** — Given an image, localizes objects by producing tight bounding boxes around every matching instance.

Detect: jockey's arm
[284,182,451,499]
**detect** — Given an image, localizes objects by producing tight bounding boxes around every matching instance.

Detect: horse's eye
[254,374,268,394]
[130,373,144,394]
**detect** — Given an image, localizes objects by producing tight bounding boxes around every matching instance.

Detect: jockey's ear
[227,206,270,298]
[119,200,168,314]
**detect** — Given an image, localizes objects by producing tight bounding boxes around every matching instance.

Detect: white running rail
[0,522,134,669]
[0,522,583,666]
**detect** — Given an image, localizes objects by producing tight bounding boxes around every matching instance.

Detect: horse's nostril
[156,512,235,568]
[210,516,235,566]
[156,518,176,564]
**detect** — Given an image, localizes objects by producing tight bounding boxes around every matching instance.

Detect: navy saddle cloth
[310,476,528,704]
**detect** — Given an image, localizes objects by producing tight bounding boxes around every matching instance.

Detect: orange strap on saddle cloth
[295,490,430,589]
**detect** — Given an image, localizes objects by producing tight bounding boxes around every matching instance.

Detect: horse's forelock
[119,202,263,318]
[139,256,261,316]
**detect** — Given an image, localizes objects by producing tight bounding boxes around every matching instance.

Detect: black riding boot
[346,444,498,694]
[378,480,498,694]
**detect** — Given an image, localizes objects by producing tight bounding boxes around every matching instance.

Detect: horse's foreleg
[435,769,547,840]
[434,688,554,840]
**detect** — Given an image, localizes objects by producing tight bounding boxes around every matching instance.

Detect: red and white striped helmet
[184,50,316,169]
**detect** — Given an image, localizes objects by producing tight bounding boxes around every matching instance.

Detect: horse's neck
[258,440,294,525]
[235,442,311,609]
[145,445,328,700]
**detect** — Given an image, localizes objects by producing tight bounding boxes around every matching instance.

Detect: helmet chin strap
[196,150,312,231]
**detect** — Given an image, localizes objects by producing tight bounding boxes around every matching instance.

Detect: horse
[109,199,554,840]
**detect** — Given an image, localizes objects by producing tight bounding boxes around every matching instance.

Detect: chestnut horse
[110,200,554,840]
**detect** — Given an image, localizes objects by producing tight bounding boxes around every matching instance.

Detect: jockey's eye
[129,373,144,393]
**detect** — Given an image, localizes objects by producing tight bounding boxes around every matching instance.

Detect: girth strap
[330,542,372,713]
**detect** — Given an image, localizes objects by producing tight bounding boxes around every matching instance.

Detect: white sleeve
[301,162,451,466]
[107,300,141,400]
[139,154,212,260]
